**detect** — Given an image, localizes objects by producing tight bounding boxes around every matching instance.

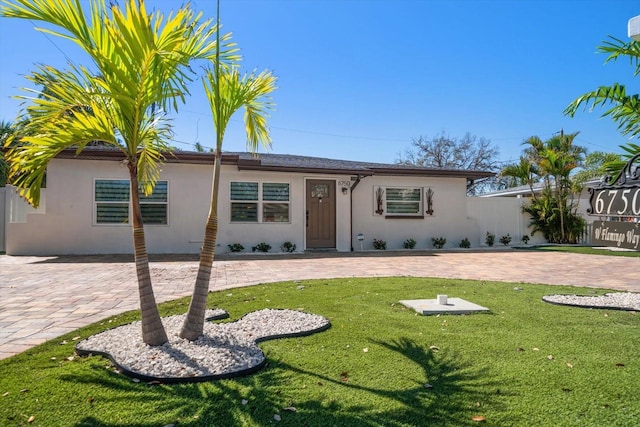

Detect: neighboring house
[3,148,528,255]
[480,179,605,217]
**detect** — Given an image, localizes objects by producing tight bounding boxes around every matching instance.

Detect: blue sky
[1,0,639,165]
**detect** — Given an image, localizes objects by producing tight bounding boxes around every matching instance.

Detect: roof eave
[368,167,495,180]
[52,148,493,179]
[236,163,375,176]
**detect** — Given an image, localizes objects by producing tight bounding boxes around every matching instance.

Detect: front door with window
[305,179,336,249]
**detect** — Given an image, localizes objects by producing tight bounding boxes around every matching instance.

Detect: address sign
[588,187,640,216]
[588,153,640,217]
[587,153,640,251]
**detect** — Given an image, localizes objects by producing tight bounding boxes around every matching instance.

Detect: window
[230,181,290,223]
[230,182,258,222]
[94,179,168,225]
[95,180,130,224]
[140,181,168,225]
[386,188,421,215]
[375,186,423,217]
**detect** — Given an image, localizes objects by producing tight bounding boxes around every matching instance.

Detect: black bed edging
[254,320,332,345]
[541,296,637,312]
[74,347,268,383]
[74,311,331,384]
[205,311,230,321]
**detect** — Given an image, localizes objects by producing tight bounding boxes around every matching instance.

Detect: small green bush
[500,234,512,246]
[522,234,530,244]
[485,232,495,247]
[431,237,446,249]
[227,243,244,253]
[403,238,417,249]
[459,237,471,248]
[252,242,271,252]
[373,239,387,250]
[280,241,296,253]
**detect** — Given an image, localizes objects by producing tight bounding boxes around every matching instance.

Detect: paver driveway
[1,249,638,360]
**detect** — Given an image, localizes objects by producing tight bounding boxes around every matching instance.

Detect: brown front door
[306,179,336,249]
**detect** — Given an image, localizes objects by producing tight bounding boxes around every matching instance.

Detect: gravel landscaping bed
[542,292,640,311]
[76,308,330,382]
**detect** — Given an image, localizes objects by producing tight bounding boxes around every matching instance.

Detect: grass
[529,245,640,257]
[1,277,638,426]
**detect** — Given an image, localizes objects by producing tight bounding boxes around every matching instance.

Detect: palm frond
[203,66,277,152]
[565,84,640,138]
[598,36,640,76]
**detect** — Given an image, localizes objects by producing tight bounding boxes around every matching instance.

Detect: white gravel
[75,309,330,381]
[542,292,640,311]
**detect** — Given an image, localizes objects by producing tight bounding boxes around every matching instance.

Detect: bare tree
[398,132,500,194]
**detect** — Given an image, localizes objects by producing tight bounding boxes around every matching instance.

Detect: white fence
[467,196,547,246]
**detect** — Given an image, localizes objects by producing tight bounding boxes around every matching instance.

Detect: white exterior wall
[5,158,353,255]
[216,169,352,253]
[6,158,211,255]
[351,175,481,250]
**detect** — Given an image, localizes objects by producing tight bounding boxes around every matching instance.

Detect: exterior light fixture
[342,187,349,195]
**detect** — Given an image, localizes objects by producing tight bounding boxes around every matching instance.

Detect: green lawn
[528,245,640,257]
[1,277,638,426]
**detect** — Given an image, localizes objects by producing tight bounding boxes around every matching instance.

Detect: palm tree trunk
[556,178,566,243]
[129,165,168,346]
[180,151,221,340]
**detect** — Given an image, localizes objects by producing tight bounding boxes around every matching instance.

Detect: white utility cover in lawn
[400,296,490,315]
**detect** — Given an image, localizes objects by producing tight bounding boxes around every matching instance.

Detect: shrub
[523,196,586,244]
[500,234,512,246]
[432,237,446,249]
[252,242,271,252]
[403,238,417,249]
[459,237,471,248]
[485,232,495,247]
[522,234,530,244]
[373,239,387,250]
[227,243,244,253]
[281,241,296,253]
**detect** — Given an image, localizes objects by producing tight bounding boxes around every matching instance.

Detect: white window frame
[93,179,169,226]
[375,186,424,218]
[230,181,291,223]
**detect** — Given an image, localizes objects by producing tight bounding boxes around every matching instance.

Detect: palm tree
[525,132,584,243]
[499,155,539,197]
[0,120,15,187]
[564,36,640,175]
[1,0,233,345]
[180,33,277,339]
[501,133,586,243]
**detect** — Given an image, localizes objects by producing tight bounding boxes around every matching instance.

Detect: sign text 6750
[589,187,640,217]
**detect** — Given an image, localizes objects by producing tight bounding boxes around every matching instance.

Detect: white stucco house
[1,148,533,255]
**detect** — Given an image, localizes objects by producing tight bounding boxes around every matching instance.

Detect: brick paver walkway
[1,249,638,360]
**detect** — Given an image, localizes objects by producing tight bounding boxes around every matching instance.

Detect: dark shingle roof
[55,148,494,180]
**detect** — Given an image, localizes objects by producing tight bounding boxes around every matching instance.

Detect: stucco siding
[351,175,479,250]
[6,159,210,255]
[216,169,352,253]
[5,158,354,255]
